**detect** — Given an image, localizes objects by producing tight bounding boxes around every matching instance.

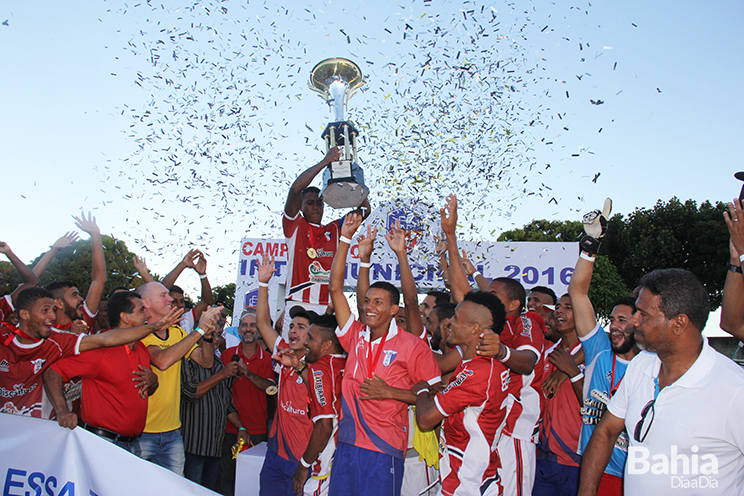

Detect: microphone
[232,354,240,363]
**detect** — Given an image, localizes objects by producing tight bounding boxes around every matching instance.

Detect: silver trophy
[309,57,369,209]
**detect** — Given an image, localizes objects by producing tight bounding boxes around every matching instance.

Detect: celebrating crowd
[2,147,744,496]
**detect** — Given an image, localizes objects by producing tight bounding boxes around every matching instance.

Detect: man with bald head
[136,281,222,475]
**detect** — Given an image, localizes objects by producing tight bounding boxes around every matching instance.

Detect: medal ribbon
[3,323,40,346]
[367,330,390,379]
[307,223,323,250]
[610,354,623,396]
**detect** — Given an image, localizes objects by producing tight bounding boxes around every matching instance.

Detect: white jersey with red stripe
[434,356,509,496]
[500,312,546,443]
[307,353,345,480]
[283,212,342,306]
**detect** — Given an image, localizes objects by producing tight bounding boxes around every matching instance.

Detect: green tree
[498,219,584,243]
[603,198,728,309]
[28,236,146,296]
[212,283,236,314]
[0,261,23,295]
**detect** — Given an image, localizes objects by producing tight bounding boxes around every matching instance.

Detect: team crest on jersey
[30,358,46,374]
[382,350,397,366]
[0,360,8,372]
[520,315,533,338]
[308,261,331,284]
[324,232,332,241]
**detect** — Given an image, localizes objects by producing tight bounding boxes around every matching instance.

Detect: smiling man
[578,269,744,496]
[0,287,180,419]
[327,213,441,496]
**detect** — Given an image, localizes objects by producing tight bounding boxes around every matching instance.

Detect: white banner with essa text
[0,413,217,496]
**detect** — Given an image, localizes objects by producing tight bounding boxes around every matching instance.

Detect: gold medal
[266,385,278,396]
[307,247,317,259]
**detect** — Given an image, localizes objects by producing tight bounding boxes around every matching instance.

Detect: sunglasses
[633,398,656,443]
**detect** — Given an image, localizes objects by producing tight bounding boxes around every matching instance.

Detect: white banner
[234,204,578,319]
[0,413,217,496]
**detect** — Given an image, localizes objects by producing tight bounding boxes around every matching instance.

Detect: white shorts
[497,435,536,496]
[402,451,439,496]
[304,474,331,496]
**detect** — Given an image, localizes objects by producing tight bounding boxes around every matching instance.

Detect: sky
[1,0,743,327]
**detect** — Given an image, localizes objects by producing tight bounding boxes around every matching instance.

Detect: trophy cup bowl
[309,58,369,209]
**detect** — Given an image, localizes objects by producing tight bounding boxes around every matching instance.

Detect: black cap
[289,305,319,322]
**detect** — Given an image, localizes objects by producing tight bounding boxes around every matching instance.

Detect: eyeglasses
[633,399,656,443]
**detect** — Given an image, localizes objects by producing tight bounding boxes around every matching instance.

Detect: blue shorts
[259,448,298,496]
[532,458,580,496]
[328,442,404,496]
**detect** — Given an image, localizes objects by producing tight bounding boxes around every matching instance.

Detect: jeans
[136,429,186,476]
[99,435,141,457]
[184,452,220,491]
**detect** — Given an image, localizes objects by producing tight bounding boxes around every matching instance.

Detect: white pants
[497,435,536,496]
[402,451,439,496]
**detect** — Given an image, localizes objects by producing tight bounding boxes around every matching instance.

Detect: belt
[79,421,140,444]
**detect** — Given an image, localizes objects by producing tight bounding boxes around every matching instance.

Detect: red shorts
[597,472,623,496]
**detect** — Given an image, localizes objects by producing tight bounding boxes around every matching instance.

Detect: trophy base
[321,181,369,209]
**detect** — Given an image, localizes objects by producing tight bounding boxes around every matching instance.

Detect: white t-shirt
[608,339,744,495]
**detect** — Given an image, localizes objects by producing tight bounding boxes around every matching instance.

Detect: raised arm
[461,250,489,292]
[191,252,214,320]
[146,307,220,370]
[330,213,363,327]
[440,194,469,303]
[132,255,155,284]
[434,233,451,290]
[721,199,744,340]
[161,249,200,289]
[256,253,280,354]
[356,224,377,322]
[31,232,79,278]
[0,242,39,303]
[285,147,340,217]
[386,219,423,336]
[79,307,184,353]
[73,212,106,316]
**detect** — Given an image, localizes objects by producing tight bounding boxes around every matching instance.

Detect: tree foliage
[27,236,147,297]
[212,283,236,314]
[502,197,729,313]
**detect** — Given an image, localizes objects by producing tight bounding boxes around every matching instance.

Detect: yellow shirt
[141,325,197,433]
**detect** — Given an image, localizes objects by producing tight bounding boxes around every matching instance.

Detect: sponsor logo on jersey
[316,249,334,258]
[313,370,327,407]
[30,358,46,375]
[520,315,533,338]
[382,350,397,366]
[308,261,331,284]
[443,368,474,393]
[0,359,8,372]
[0,383,37,399]
[280,400,306,416]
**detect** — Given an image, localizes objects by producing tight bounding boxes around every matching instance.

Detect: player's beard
[64,300,81,322]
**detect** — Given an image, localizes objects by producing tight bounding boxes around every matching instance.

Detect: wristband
[727,262,743,274]
[258,282,269,288]
[579,252,596,262]
[238,427,247,431]
[498,346,511,363]
[570,372,584,383]
[472,270,482,278]
[359,261,371,268]
[739,254,744,264]
[579,235,601,257]
[194,327,205,336]
[414,386,430,396]
[299,457,312,468]
[340,236,352,245]
[199,273,208,279]
[454,345,463,358]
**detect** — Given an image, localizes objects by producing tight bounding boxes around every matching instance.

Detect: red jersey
[268,337,313,464]
[50,342,151,437]
[283,212,342,306]
[223,344,275,435]
[307,353,345,478]
[537,340,583,467]
[0,295,13,322]
[336,316,441,459]
[0,325,83,418]
[501,312,545,442]
[434,357,509,496]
